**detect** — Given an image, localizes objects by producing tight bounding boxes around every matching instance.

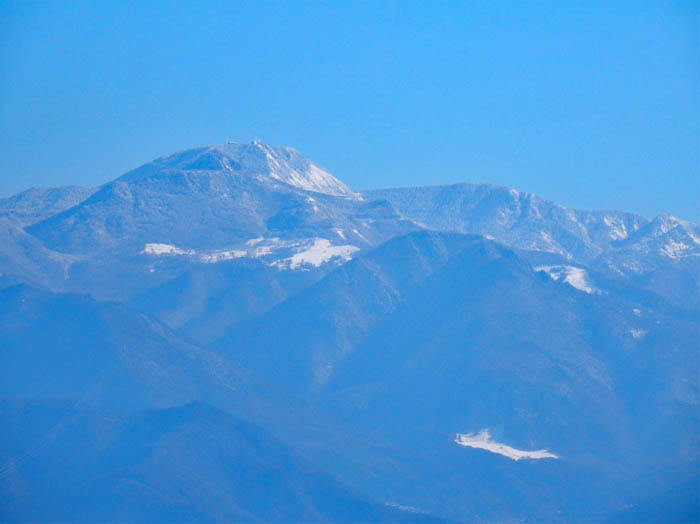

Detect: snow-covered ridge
[455,430,559,461]
[141,237,359,270]
[362,185,700,276]
[123,141,359,198]
[535,265,600,294]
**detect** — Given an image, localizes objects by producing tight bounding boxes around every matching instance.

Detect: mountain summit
[119,140,358,198]
[24,142,415,284]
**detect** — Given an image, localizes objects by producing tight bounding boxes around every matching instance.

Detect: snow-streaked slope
[364,184,648,262]
[535,265,600,294]
[606,213,700,272]
[119,140,358,197]
[455,430,559,461]
[363,184,699,305]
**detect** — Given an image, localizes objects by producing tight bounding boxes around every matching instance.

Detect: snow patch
[385,502,424,514]
[352,227,369,242]
[603,216,629,240]
[142,243,194,256]
[254,245,274,257]
[142,237,358,269]
[455,430,559,461]
[199,250,246,263]
[536,265,600,294]
[630,329,648,340]
[687,230,700,245]
[142,243,243,264]
[306,196,320,213]
[277,238,359,269]
[661,239,693,259]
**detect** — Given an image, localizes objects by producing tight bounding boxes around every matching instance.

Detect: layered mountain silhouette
[0,142,697,522]
[217,230,698,520]
[0,400,432,522]
[366,185,699,273]
[0,283,254,409]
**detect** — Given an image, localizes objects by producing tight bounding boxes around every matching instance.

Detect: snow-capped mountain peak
[119,141,359,198]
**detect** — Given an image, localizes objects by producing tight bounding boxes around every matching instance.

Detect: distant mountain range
[0,142,697,522]
[365,185,699,304]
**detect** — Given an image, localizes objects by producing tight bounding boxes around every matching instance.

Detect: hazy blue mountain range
[363,184,700,268]
[129,257,323,345]
[0,186,99,291]
[0,283,257,410]
[0,142,697,522]
[217,230,698,520]
[364,185,650,260]
[0,282,449,522]
[0,400,434,523]
[0,185,96,227]
[365,185,700,304]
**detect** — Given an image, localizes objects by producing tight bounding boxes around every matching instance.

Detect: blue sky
[1,1,697,219]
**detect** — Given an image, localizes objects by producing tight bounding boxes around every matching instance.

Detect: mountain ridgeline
[0,141,697,523]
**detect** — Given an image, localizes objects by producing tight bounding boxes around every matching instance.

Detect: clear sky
[1,1,697,220]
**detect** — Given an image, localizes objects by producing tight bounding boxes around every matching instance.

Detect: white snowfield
[141,238,359,270]
[603,215,631,240]
[276,238,359,269]
[199,249,246,263]
[455,430,559,461]
[142,243,244,263]
[142,243,194,256]
[251,141,359,197]
[535,265,600,294]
